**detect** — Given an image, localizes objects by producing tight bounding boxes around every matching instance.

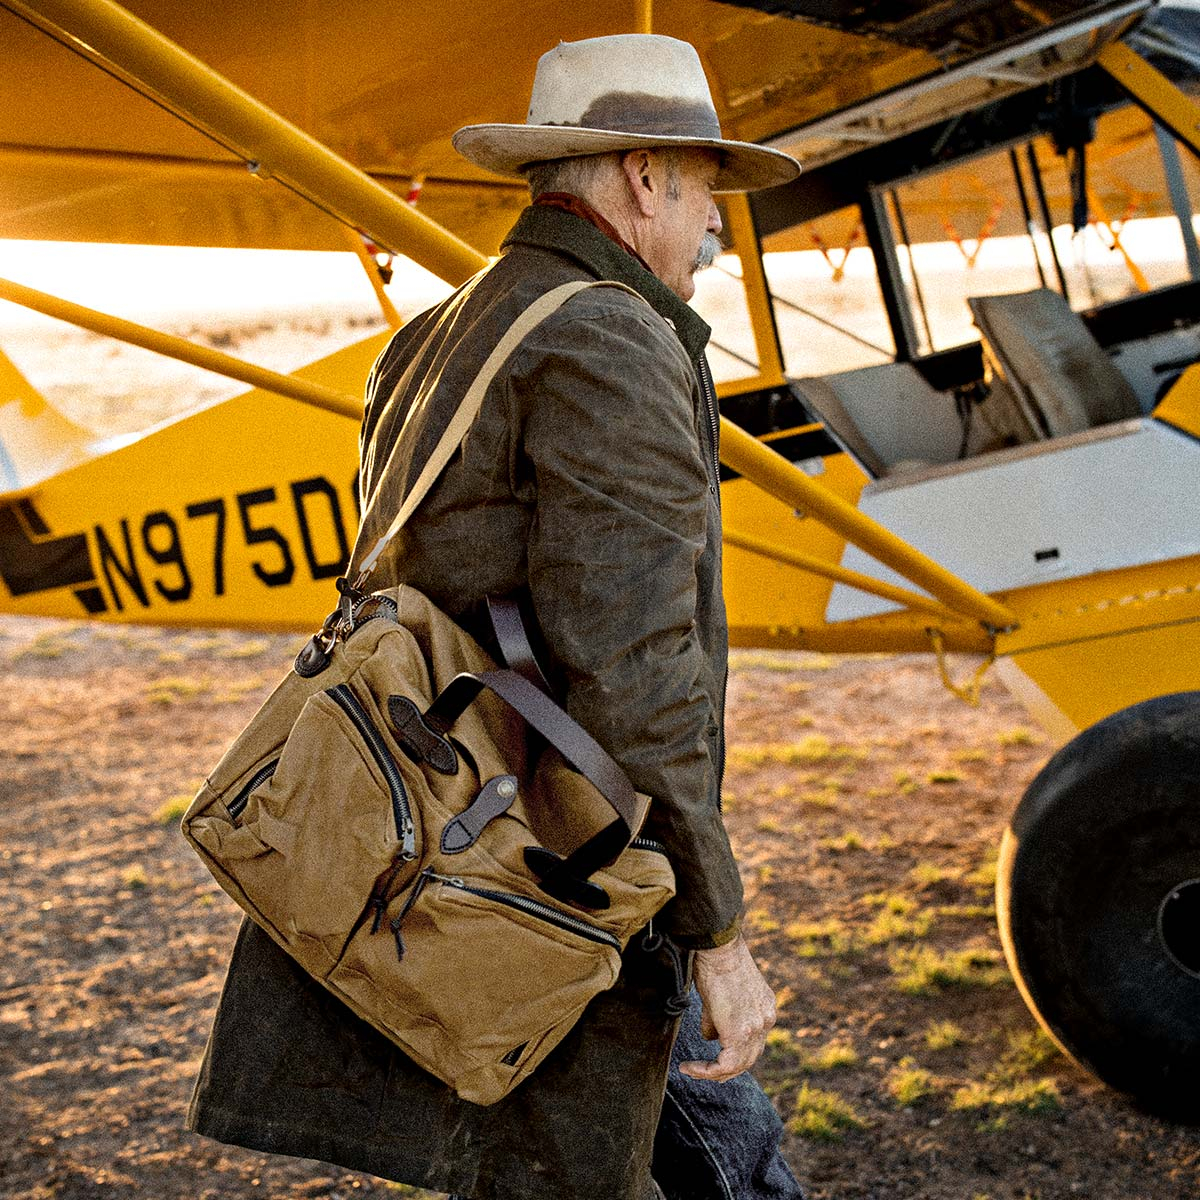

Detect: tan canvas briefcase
[183,279,675,1105]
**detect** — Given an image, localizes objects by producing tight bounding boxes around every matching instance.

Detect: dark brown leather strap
[486,596,553,697]
[425,669,638,879]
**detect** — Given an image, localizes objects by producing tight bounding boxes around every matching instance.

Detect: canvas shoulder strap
[353,278,643,587]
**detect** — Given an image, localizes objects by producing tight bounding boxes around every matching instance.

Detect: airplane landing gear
[996,691,1200,1119]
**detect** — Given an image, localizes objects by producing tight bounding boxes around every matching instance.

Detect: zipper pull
[367,856,409,934]
[388,867,441,961]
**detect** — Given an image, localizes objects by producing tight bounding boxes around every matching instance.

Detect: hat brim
[452,124,800,193]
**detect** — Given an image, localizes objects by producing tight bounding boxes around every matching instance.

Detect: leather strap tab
[388,695,459,774]
[441,775,519,854]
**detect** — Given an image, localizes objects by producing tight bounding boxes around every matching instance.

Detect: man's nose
[707,199,722,236]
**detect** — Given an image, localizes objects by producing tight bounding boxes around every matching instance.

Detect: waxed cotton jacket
[187,204,741,1200]
[355,203,742,948]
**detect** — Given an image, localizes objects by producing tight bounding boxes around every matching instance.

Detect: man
[188,33,802,1200]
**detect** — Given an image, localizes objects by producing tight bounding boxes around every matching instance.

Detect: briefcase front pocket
[328,868,622,1104]
[190,681,426,975]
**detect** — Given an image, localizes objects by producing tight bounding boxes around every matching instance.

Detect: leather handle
[425,669,639,878]
[486,595,553,697]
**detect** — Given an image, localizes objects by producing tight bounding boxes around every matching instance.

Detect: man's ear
[620,149,658,218]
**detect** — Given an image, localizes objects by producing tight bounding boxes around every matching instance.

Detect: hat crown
[449,34,801,193]
[526,35,722,140]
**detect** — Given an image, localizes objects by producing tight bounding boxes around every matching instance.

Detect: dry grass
[924,1019,967,1051]
[927,769,964,785]
[745,908,781,934]
[863,906,932,946]
[819,830,867,853]
[144,676,209,705]
[788,1083,867,1141]
[785,918,856,958]
[887,1059,938,1107]
[153,795,192,826]
[889,946,1009,995]
[799,1040,859,1072]
[951,1077,1061,1117]
[910,862,957,887]
[122,864,149,890]
[966,849,1000,892]
[997,727,1039,746]
[217,638,271,659]
[13,631,77,659]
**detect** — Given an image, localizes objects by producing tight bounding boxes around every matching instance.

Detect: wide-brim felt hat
[452,34,801,193]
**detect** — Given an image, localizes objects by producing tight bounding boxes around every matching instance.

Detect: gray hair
[521,147,698,202]
[521,153,618,201]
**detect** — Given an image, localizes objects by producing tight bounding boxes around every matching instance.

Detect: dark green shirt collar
[502,204,712,363]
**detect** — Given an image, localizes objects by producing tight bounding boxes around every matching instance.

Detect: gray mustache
[693,232,724,273]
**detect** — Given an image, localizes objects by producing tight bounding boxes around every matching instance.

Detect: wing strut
[0,276,363,419]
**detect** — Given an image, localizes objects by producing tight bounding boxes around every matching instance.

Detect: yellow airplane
[2,0,1200,1116]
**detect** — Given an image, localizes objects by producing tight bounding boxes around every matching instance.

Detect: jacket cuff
[667,915,741,952]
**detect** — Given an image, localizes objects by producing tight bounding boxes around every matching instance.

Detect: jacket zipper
[697,354,722,505]
[327,683,417,861]
[426,871,621,950]
[630,836,666,855]
[228,759,278,821]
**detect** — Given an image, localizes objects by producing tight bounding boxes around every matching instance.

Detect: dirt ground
[3,616,1199,1200]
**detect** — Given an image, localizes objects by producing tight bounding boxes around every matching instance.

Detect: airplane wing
[0,0,1151,253]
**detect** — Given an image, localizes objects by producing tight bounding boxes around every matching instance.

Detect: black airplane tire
[996,691,1200,1119]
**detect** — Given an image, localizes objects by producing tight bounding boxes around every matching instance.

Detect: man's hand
[678,933,776,1083]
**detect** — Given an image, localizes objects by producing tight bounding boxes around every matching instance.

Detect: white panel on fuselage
[825,418,1200,623]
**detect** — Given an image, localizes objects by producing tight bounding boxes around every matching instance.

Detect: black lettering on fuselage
[95,520,150,612]
[291,476,349,581]
[185,498,227,596]
[85,476,357,613]
[142,510,193,602]
[236,487,295,588]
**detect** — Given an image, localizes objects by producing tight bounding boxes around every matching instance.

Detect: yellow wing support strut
[1096,41,1200,160]
[0,275,364,420]
[342,227,404,331]
[722,194,787,391]
[8,0,488,286]
[724,526,961,621]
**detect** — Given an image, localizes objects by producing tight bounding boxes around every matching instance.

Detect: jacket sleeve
[513,301,743,948]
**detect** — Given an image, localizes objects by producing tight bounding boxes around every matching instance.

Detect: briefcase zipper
[327,683,417,861]
[425,871,621,950]
[227,759,279,821]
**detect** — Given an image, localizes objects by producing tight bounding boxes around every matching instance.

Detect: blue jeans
[652,986,806,1200]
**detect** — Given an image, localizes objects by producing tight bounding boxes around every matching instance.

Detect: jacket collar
[502,203,711,363]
